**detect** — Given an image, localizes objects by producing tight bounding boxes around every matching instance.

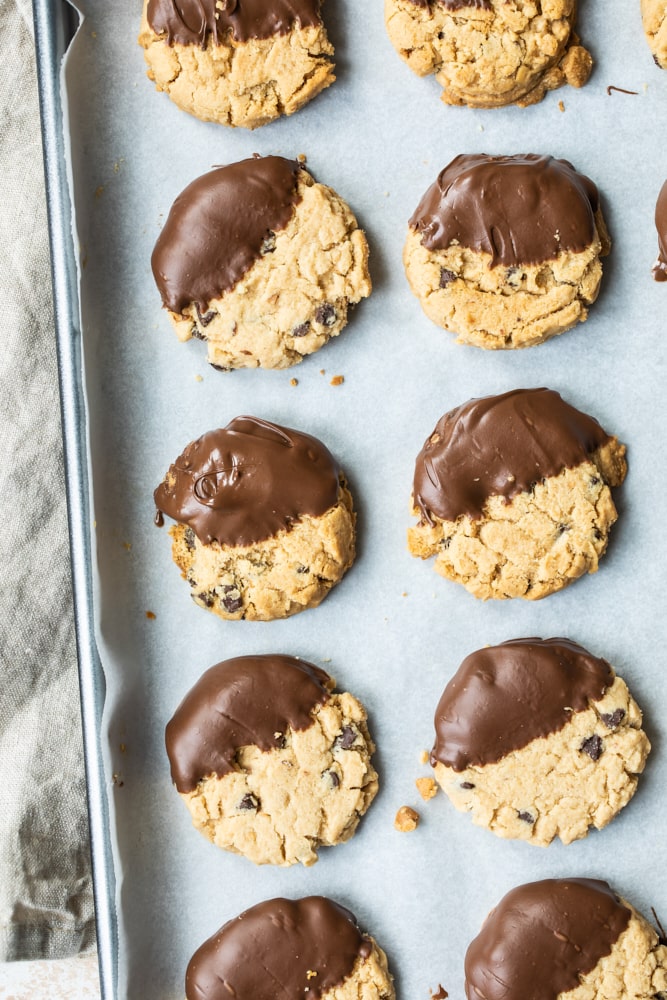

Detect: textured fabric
[0,0,96,961]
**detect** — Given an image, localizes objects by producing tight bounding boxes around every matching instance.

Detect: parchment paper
[62,2,667,996]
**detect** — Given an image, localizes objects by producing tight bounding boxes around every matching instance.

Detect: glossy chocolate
[152,156,302,315]
[147,0,322,46]
[154,416,341,546]
[166,654,332,792]
[464,878,630,1000]
[186,896,372,1000]
[409,154,599,267]
[413,388,612,524]
[406,0,491,8]
[431,638,613,771]
[653,179,667,282]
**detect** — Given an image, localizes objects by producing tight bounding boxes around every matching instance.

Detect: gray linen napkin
[0,0,95,961]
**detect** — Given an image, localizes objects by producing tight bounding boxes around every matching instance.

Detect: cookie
[408,388,627,600]
[641,0,667,67]
[154,416,355,620]
[384,0,592,108]
[138,0,335,128]
[431,638,650,846]
[166,654,378,866]
[653,180,667,280]
[186,897,395,1000]
[152,156,371,370]
[404,155,610,349]
[465,878,667,1000]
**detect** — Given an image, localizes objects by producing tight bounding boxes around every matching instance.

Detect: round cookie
[151,156,371,370]
[653,180,667,280]
[154,416,355,621]
[464,878,667,1000]
[166,654,378,866]
[384,0,592,109]
[186,897,395,1000]
[404,155,610,349]
[431,638,650,846]
[641,0,667,67]
[138,0,335,128]
[408,388,627,600]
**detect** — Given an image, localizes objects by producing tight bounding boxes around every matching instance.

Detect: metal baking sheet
[38,0,667,997]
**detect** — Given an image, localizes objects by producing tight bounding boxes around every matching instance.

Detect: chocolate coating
[464,878,631,1000]
[152,156,302,315]
[186,896,372,1000]
[409,154,600,267]
[431,638,614,771]
[166,654,332,792]
[653,179,667,282]
[154,416,341,547]
[413,388,612,524]
[407,0,491,8]
[147,0,322,46]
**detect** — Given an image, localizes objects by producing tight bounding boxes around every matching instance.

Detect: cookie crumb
[195,374,203,382]
[123,541,132,551]
[416,777,438,801]
[402,591,408,597]
[95,185,104,198]
[319,369,326,375]
[330,375,344,386]
[297,153,307,164]
[558,100,565,111]
[430,985,449,999]
[420,749,429,765]
[306,971,318,980]
[120,743,126,753]
[290,377,298,386]
[394,805,420,832]
[145,610,156,620]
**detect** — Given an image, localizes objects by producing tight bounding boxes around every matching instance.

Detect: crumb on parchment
[420,749,429,765]
[330,375,344,386]
[394,805,420,832]
[416,777,438,801]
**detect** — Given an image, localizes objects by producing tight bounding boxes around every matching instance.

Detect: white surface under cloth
[62,2,667,997]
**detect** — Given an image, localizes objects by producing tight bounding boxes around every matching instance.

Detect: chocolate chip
[191,327,206,341]
[195,303,216,327]
[590,475,600,486]
[210,363,230,372]
[238,794,259,811]
[439,268,456,288]
[292,322,310,338]
[322,769,340,788]
[593,528,604,540]
[221,586,243,613]
[654,54,662,67]
[184,527,195,550]
[296,564,309,574]
[261,231,276,254]
[580,735,603,760]
[601,708,625,729]
[557,523,569,535]
[460,781,475,789]
[334,725,358,750]
[517,810,534,824]
[197,591,215,608]
[315,303,336,327]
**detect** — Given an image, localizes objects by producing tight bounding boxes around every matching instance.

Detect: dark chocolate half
[464,878,631,1000]
[166,654,332,792]
[409,154,599,267]
[186,896,372,1000]
[431,637,614,771]
[151,156,302,315]
[413,388,612,524]
[147,0,322,46]
[154,416,341,547]
[653,179,667,282]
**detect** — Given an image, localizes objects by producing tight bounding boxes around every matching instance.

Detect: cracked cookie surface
[384,0,592,108]
[409,390,627,600]
[433,648,649,845]
[155,162,371,370]
[642,0,667,67]
[138,0,335,128]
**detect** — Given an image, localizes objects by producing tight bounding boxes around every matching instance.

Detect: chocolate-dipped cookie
[151,156,370,370]
[653,180,667,280]
[465,879,667,1000]
[186,897,395,1000]
[404,155,610,349]
[431,638,649,846]
[641,0,667,68]
[154,416,355,620]
[408,389,627,600]
[138,0,335,128]
[385,0,592,109]
[166,654,378,866]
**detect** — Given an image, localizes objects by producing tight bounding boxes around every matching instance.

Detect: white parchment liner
[62,2,667,996]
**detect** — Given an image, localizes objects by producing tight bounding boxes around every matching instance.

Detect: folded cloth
[0,0,95,961]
